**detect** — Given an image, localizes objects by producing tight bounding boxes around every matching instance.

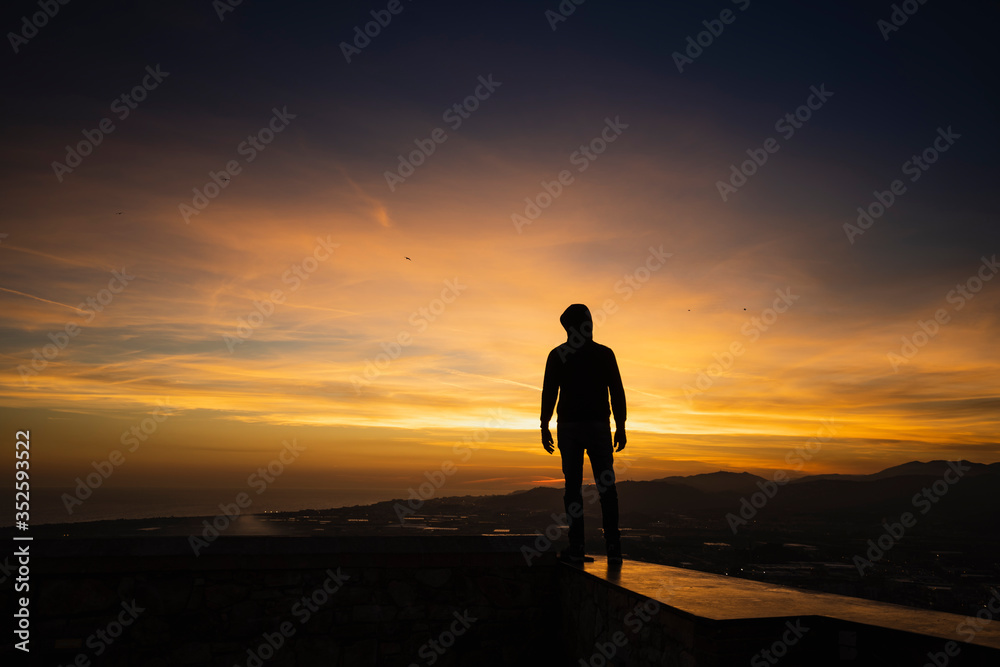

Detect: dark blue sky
[2,0,999,487]
[5,0,997,235]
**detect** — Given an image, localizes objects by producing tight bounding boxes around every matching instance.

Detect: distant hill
[650,470,767,495]
[648,461,998,491]
[401,459,1000,530]
[793,460,998,484]
[629,461,998,525]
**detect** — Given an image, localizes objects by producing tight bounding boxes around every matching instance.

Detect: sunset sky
[2,0,998,508]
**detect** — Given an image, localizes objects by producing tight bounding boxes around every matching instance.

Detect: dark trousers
[558,421,620,547]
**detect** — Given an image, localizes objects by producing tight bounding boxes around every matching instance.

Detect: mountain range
[404,460,1000,530]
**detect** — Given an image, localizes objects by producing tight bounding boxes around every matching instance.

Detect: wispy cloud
[0,286,85,313]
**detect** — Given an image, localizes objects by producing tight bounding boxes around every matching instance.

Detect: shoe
[559,545,595,563]
[606,542,623,565]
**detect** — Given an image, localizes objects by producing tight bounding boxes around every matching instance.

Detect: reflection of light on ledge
[572,556,1000,651]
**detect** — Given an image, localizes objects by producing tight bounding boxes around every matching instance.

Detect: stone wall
[25,536,565,667]
[17,535,998,666]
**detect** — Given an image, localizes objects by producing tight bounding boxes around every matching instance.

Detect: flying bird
[405,257,411,261]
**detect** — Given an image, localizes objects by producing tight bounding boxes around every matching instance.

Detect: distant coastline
[4,486,402,528]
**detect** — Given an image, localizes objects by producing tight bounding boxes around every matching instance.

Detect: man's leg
[586,426,620,548]
[558,423,585,550]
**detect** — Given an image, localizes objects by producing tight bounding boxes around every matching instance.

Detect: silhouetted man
[541,304,626,564]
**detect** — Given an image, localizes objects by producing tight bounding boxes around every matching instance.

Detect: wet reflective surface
[571,557,1000,649]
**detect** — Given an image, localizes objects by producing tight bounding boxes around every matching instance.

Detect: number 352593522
[16,430,30,521]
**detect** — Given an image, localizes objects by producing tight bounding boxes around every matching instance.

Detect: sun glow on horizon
[2,3,998,497]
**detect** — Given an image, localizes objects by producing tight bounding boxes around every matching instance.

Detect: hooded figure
[559,303,594,349]
[540,304,627,564]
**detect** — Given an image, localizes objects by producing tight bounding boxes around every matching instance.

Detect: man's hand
[614,427,627,452]
[542,426,555,454]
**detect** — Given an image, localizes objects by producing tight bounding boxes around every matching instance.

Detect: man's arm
[540,350,559,453]
[608,349,627,450]
[540,349,560,426]
[608,350,626,426]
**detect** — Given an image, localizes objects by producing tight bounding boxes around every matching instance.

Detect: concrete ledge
[11,537,997,666]
[561,556,1000,666]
